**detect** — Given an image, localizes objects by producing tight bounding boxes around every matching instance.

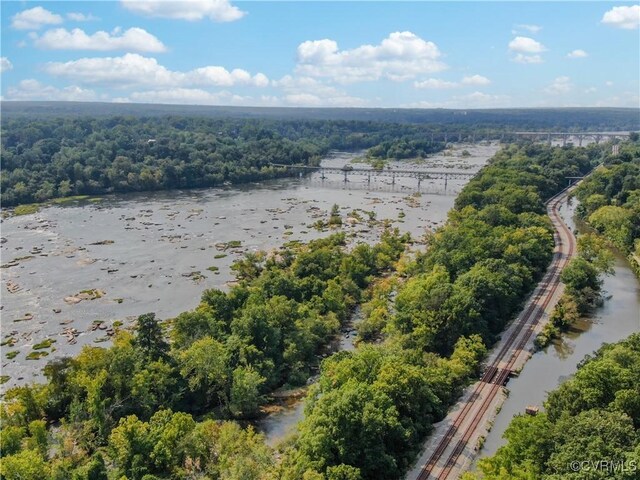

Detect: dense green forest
[573,138,640,276]
[0,142,616,480]
[469,333,640,480]
[3,107,637,208]
[3,102,639,131]
[1,116,448,206]
[367,138,444,160]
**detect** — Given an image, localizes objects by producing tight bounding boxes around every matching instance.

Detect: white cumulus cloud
[509,36,546,53]
[403,91,510,109]
[112,87,367,108]
[283,92,367,107]
[594,92,640,108]
[295,31,447,83]
[118,88,249,105]
[121,0,245,22]
[567,49,588,59]
[545,76,573,94]
[461,74,491,86]
[11,6,63,30]
[44,53,268,89]
[512,53,543,64]
[67,12,100,22]
[272,75,368,106]
[413,74,491,89]
[34,28,167,53]
[460,91,510,106]
[5,79,97,101]
[516,24,542,33]
[509,36,546,64]
[601,5,640,30]
[413,78,457,89]
[275,75,341,96]
[0,57,13,73]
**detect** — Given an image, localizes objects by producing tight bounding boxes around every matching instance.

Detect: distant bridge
[270,163,475,187]
[511,131,631,146]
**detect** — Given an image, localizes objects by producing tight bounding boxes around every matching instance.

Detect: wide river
[1,143,497,390]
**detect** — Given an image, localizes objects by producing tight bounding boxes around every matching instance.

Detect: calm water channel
[478,198,640,459]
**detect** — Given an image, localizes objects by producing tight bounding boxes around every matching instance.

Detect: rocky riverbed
[0,143,498,390]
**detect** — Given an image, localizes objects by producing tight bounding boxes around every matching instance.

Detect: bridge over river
[269,163,476,187]
[510,131,631,146]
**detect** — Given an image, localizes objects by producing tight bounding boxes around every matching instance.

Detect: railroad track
[414,188,576,480]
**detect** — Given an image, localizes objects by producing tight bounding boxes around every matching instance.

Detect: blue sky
[1,1,639,108]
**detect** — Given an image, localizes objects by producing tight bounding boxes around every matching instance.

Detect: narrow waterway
[478,198,640,459]
[256,306,364,446]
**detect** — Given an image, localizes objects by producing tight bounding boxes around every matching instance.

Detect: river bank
[477,197,640,459]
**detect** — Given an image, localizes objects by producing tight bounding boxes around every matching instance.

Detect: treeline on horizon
[1,116,451,207]
[0,142,613,480]
[2,101,639,130]
[3,107,638,208]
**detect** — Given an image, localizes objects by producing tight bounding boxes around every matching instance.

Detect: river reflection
[478,199,640,459]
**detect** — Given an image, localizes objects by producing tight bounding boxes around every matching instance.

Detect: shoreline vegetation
[0,140,621,480]
[535,137,640,348]
[472,139,640,479]
[573,137,640,278]
[534,232,615,349]
[467,333,640,480]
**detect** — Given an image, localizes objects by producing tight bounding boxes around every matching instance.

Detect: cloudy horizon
[1,1,639,109]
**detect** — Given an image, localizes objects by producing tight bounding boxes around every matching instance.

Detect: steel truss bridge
[270,163,475,187]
